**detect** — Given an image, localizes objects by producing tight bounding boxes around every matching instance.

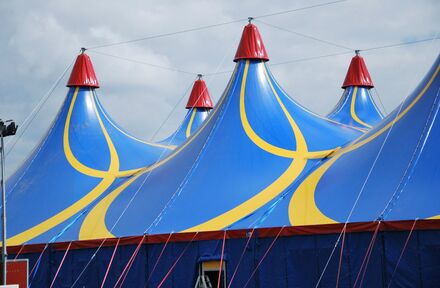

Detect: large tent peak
[234,22,269,62]
[342,52,374,89]
[185,76,213,109]
[67,51,100,88]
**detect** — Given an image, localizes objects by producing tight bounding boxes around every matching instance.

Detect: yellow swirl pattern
[8,88,119,245]
[289,64,440,226]
[78,67,239,239]
[186,108,198,138]
[350,87,373,129]
[185,60,333,232]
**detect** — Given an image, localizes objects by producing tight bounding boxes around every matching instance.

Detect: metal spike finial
[248,17,254,24]
[355,49,360,55]
[80,47,87,54]
[197,74,203,79]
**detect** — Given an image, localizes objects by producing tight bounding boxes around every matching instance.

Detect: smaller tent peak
[234,21,269,62]
[67,49,100,88]
[186,76,214,109]
[342,51,374,89]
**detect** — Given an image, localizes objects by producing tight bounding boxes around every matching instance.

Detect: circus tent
[158,74,213,146]
[2,19,439,288]
[327,51,383,129]
[4,51,213,246]
[77,23,363,241]
[292,53,440,225]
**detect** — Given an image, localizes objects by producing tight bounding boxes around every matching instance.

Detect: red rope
[358,230,379,288]
[387,219,418,288]
[227,229,255,288]
[113,235,145,288]
[13,244,25,260]
[353,221,381,288]
[335,225,346,288]
[49,241,72,288]
[118,248,140,288]
[146,233,173,286]
[29,244,48,276]
[100,238,120,288]
[217,230,227,288]
[243,226,284,288]
[157,232,198,288]
[118,237,146,288]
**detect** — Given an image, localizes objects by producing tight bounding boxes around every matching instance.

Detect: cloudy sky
[1,0,439,176]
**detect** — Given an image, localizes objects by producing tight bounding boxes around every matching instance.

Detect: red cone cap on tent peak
[342,53,374,89]
[185,77,213,109]
[67,52,100,88]
[234,23,269,62]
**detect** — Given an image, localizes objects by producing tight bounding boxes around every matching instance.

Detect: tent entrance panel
[195,261,226,288]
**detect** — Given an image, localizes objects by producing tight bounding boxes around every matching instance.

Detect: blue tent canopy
[4,54,212,245]
[327,53,383,129]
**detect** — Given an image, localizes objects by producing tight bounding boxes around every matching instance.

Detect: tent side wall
[11,220,440,287]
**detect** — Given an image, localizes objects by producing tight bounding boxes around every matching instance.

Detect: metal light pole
[0,132,5,286]
[0,119,18,285]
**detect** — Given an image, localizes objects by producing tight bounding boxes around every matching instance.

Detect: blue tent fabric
[5,79,210,245]
[327,86,383,129]
[293,54,440,226]
[327,53,383,129]
[158,107,211,146]
[94,59,360,239]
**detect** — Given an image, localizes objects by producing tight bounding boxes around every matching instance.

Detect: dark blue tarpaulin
[11,224,440,287]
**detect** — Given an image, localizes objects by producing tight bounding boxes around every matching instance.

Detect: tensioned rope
[85,0,348,50]
[88,50,197,75]
[156,232,198,288]
[270,37,439,67]
[255,19,354,51]
[227,228,255,288]
[217,230,227,288]
[5,59,74,159]
[315,35,440,287]
[378,84,440,221]
[28,208,91,286]
[243,226,285,288]
[145,232,173,285]
[49,241,73,288]
[254,18,422,118]
[371,88,388,115]
[85,37,439,80]
[148,81,195,142]
[353,221,381,288]
[335,225,346,287]
[100,237,120,288]
[113,235,145,288]
[386,219,418,288]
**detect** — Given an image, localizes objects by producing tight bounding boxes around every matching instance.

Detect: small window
[195,260,226,288]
